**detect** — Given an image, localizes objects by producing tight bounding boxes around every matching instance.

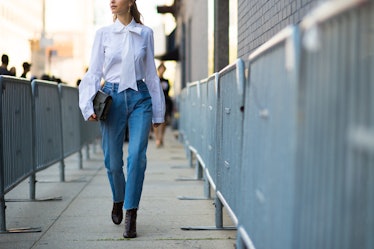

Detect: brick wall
[238,0,318,59]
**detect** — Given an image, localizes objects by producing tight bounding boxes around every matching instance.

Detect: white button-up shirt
[79,19,165,123]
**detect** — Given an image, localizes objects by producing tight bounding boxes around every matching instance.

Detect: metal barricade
[205,74,219,186]
[191,77,213,198]
[178,60,245,230]
[216,59,245,227]
[182,81,200,169]
[59,84,81,158]
[187,81,201,154]
[32,80,63,171]
[198,80,208,164]
[0,77,101,233]
[0,76,34,232]
[58,84,82,178]
[178,1,374,248]
[28,80,64,196]
[178,88,188,144]
[238,26,300,249]
[294,1,374,248]
[0,77,34,193]
[79,112,100,161]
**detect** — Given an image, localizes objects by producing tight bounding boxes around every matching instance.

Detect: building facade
[237,0,317,58]
[158,0,319,90]
[0,0,43,77]
[0,0,102,85]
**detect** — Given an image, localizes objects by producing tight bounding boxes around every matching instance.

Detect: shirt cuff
[152,117,165,124]
[82,104,94,121]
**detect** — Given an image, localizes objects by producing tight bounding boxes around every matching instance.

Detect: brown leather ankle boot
[123,208,137,238]
[111,201,123,225]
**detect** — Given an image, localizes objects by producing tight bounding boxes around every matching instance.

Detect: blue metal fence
[216,59,245,226]
[32,80,63,172]
[294,1,374,248]
[59,84,81,158]
[203,74,219,186]
[178,0,374,248]
[0,77,34,194]
[241,26,299,249]
[0,76,100,233]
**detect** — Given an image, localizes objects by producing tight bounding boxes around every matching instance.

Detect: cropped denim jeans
[100,81,152,210]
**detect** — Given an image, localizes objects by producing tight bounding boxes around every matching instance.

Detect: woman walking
[79,0,165,238]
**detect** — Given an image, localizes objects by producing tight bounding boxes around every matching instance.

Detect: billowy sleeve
[144,29,165,123]
[78,28,105,120]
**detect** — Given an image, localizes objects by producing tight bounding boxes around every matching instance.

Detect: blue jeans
[100,81,152,210]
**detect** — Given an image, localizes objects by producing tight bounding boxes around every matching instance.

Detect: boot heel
[123,208,137,238]
[111,202,124,225]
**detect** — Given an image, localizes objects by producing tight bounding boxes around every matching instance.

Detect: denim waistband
[104,80,144,92]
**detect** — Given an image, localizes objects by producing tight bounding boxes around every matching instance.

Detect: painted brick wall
[238,0,318,59]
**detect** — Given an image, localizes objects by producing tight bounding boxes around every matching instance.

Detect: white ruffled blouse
[79,18,165,123]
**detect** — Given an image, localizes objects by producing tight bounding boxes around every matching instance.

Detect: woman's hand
[88,113,98,121]
[153,123,162,128]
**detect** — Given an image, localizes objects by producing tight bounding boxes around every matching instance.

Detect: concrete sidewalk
[0,129,236,249]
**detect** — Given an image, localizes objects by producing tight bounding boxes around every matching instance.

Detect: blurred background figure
[21,62,32,78]
[154,62,173,148]
[0,54,11,75]
[9,66,16,76]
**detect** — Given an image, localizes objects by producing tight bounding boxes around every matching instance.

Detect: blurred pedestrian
[21,62,32,78]
[9,66,16,76]
[0,54,11,75]
[41,74,50,81]
[154,62,173,148]
[78,0,165,239]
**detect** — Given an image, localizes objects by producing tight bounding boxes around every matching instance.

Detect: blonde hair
[113,0,143,24]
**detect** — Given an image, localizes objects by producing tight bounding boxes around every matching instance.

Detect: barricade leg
[29,174,36,200]
[204,175,211,199]
[180,195,236,231]
[0,175,42,233]
[195,159,203,180]
[25,174,61,201]
[59,160,65,182]
[79,150,83,169]
[179,181,235,231]
[214,196,223,228]
[0,195,6,232]
[5,174,62,202]
[177,159,212,200]
[85,144,90,160]
[188,148,193,168]
[175,149,203,181]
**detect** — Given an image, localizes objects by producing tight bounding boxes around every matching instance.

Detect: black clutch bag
[93,90,112,120]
